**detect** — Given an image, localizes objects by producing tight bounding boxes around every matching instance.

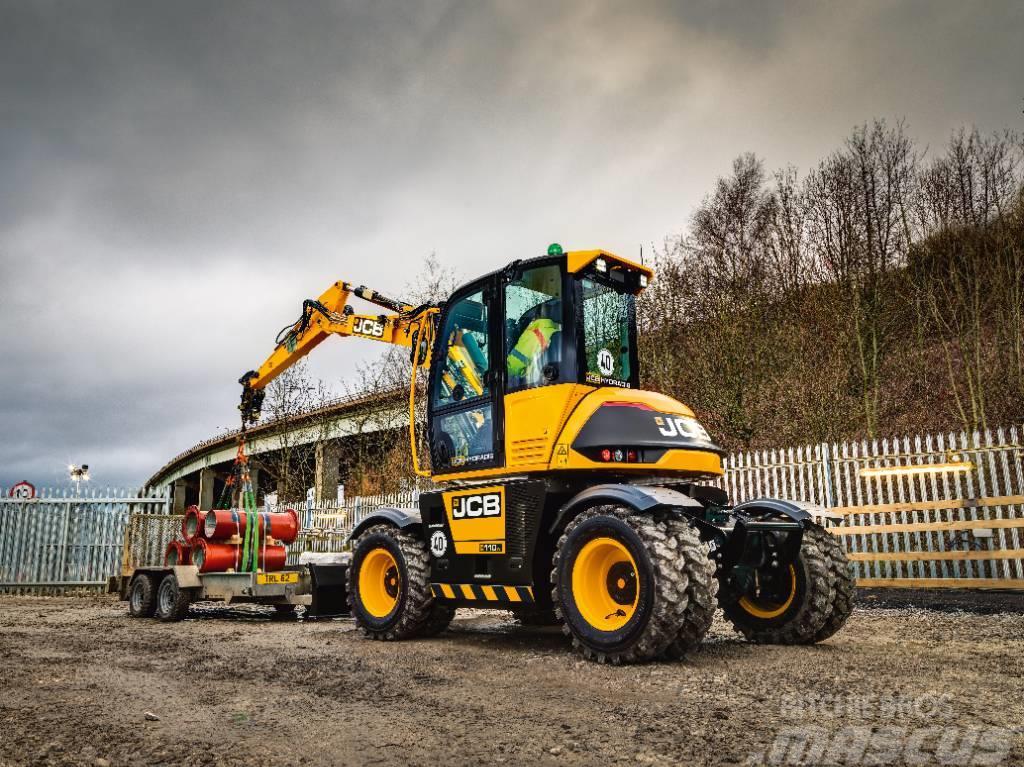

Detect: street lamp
[69,464,90,493]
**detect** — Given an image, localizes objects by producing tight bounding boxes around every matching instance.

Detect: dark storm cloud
[1,0,1021,487]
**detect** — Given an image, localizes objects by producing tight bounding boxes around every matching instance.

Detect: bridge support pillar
[314,440,341,504]
[171,480,186,514]
[199,467,216,510]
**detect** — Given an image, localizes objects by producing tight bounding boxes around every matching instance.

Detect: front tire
[347,525,445,640]
[719,522,835,644]
[552,507,698,664]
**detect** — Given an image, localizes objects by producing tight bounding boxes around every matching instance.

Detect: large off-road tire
[347,525,443,640]
[661,518,718,660]
[719,521,834,644]
[128,574,157,618]
[155,574,191,622]
[812,527,856,641]
[551,506,698,664]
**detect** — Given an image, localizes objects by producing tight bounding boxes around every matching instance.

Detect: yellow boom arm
[238,280,438,432]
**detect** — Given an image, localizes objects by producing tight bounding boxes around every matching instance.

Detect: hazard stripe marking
[431,583,535,602]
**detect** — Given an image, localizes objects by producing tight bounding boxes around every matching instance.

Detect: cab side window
[433,290,489,407]
[504,265,562,391]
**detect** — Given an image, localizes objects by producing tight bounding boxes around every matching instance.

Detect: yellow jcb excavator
[239,245,854,663]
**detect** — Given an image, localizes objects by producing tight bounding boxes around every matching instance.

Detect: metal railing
[0,489,169,594]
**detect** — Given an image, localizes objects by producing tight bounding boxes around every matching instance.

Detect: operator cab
[426,246,719,480]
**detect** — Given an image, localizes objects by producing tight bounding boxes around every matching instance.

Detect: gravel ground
[1,592,1022,767]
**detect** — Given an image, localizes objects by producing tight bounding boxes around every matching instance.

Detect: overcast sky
[1,1,1021,489]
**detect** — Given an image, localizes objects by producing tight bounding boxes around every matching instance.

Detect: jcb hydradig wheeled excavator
[239,245,854,663]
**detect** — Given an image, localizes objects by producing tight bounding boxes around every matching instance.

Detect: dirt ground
[1,592,1022,767]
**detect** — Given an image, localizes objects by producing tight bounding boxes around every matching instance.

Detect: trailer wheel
[128,574,157,618]
[347,525,439,640]
[719,522,834,644]
[155,574,191,622]
[272,603,298,619]
[551,507,693,664]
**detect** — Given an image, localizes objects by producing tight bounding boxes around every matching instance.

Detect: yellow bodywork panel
[442,485,506,555]
[432,386,724,481]
[566,249,653,282]
[503,384,594,470]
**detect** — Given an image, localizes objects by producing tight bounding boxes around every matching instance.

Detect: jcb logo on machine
[443,486,506,556]
[352,318,385,337]
[654,415,708,440]
[451,492,502,519]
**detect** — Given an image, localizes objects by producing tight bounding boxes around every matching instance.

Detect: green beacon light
[547,243,564,256]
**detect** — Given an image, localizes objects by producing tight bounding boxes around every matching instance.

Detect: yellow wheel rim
[359,547,401,618]
[738,564,797,619]
[571,536,640,631]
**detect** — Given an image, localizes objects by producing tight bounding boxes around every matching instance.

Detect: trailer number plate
[257,571,299,585]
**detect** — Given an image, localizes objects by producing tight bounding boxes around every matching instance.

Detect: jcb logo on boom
[353,318,385,337]
[451,492,502,519]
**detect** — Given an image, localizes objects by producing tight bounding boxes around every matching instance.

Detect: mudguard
[348,507,422,542]
[732,498,841,526]
[550,483,704,534]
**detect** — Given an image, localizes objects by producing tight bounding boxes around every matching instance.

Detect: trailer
[111,556,350,621]
[110,512,351,621]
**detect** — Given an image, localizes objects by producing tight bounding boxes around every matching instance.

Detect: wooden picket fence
[1,426,1021,593]
[720,425,1024,589]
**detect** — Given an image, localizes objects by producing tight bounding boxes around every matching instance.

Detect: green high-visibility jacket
[507,318,559,377]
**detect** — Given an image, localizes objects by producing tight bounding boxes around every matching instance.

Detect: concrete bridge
[145,389,406,512]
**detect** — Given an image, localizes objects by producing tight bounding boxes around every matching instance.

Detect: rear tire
[719,521,834,644]
[347,525,439,640]
[128,574,157,618]
[552,507,694,664]
[155,574,190,622]
[661,518,717,660]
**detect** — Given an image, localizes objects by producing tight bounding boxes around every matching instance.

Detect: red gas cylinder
[182,506,208,542]
[191,539,287,573]
[203,508,300,544]
[164,540,191,566]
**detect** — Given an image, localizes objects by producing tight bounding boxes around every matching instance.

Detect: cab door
[428,278,502,474]
[502,260,590,470]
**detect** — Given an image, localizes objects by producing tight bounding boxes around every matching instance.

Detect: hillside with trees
[639,121,1023,452]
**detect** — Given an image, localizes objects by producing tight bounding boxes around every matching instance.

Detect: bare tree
[807,120,918,437]
[252,360,336,503]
